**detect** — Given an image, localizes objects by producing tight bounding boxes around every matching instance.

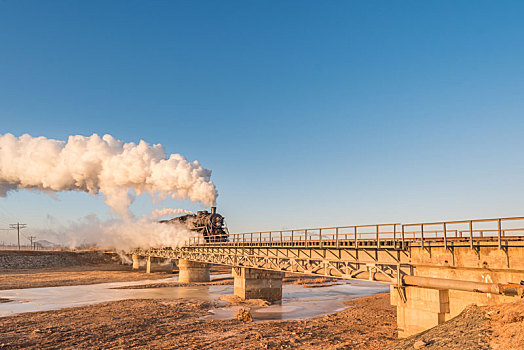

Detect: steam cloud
[0,133,217,219]
[0,133,217,249]
[149,208,194,220]
[41,215,198,251]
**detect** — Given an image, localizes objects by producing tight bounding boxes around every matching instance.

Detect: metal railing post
[305,229,308,248]
[354,226,358,248]
[401,225,405,249]
[421,224,424,249]
[469,221,473,249]
[443,222,448,250]
[393,224,396,249]
[280,231,283,247]
[376,225,380,249]
[498,219,502,249]
[319,228,323,248]
[336,227,339,248]
[291,230,294,246]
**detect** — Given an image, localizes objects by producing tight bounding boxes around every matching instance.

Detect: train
[159,206,229,242]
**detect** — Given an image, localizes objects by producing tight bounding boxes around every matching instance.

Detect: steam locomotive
[160,207,229,242]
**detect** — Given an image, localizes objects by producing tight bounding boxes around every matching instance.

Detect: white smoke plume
[39,215,199,251]
[149,208,194,220]
[0,133,218,219]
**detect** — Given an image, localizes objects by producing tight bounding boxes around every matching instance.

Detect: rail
[186,216,524,250]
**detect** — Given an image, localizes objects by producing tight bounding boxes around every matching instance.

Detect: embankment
[0,250,117,270]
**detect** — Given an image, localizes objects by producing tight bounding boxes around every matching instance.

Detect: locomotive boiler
[160,207,229,242]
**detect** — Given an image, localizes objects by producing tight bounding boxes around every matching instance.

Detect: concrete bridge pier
[233,267,283,302]
[391,245,524,337]
[178,259,210,282]
[146,256,151,274]
[391,286,450,338]
[132,254,139,270]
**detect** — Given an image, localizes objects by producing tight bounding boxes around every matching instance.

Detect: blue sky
[1,1,524,242]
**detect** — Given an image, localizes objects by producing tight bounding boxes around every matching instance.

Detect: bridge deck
[133,216,524,337]
[132,216,524,296]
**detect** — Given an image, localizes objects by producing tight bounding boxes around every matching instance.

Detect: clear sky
[1,1,524,243]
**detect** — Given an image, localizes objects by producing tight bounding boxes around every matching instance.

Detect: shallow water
[204,280,388,321]
[0,274,388,320]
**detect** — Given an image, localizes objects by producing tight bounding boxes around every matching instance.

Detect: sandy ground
[0,293,396,349]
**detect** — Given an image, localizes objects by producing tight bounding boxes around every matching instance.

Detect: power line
[9,223,27,250]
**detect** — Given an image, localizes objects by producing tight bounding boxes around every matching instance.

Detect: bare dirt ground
[0,293,396,350]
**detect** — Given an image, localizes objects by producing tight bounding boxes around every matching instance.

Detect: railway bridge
[132,216,524,337]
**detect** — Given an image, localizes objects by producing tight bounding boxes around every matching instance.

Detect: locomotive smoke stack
[211,206,216,214]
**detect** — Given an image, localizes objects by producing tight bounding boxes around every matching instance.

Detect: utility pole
[28,236,36,250]
[9,223,27,250]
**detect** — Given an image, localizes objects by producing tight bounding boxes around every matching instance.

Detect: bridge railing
[402,216,524,249]
[185,216,524,250]
[224,223,402,248]
[187,223,406,248]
